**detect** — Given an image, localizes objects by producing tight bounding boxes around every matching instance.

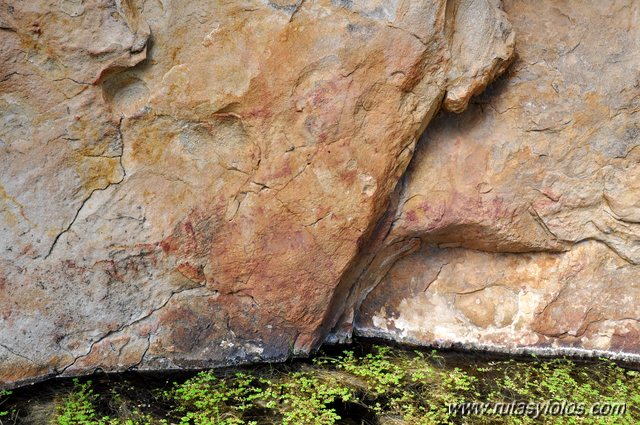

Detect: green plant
[167,368,353,425]
[55,379,109,425]
[0,389,14,422]
[4,344,640,424]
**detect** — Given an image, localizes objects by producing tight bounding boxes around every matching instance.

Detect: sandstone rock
[0,0,514,387]
[353,0,640,358]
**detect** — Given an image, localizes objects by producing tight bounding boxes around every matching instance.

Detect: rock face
[352,0,640,357]
[2,0,638,390]
[0,0,514,387]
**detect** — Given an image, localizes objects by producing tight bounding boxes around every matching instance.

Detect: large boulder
[0,0,514,387]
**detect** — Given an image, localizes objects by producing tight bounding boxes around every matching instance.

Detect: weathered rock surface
[5,0,638,390]
[0,0,514,387]
[352,0,640,358]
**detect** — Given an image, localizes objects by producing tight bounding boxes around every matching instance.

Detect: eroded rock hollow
[0,0,637,388]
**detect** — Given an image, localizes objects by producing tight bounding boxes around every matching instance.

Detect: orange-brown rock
[0,0,514,387]
[352,0,640,359]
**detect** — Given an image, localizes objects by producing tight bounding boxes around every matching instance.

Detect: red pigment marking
[159,216,199,256]
[558,262,585,281]
[184,221,195,238]
[532,197,556,210]
[419,200,446,222]
[182,220,198,254]
[1,308,12,322]
[177,262,205,283]
[103,260,125,282]
[245,106,272,119]
[542,188,560,202]
[270,160,292,180]
[20,244,33,256]
[159,237,177,254]
[419,200,431,212]
[491,197,506,217]
[406,210,418,222]
[136,323,158,338]
[133,243,158,253]
[339,168,357,186]
[309,81,338,106]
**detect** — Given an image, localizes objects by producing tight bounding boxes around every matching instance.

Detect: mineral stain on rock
[0,0,638,390]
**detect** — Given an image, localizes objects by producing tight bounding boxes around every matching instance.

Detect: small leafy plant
[2,344,638,424]
[55,379,106,425]
[167,369,352,425]
[0,389,15,423]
